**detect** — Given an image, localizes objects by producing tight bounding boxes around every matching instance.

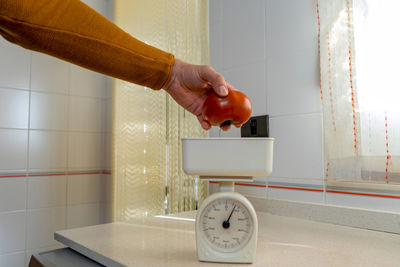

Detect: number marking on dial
[199,198,253,253]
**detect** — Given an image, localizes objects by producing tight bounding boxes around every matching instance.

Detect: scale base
[198,246,255,263]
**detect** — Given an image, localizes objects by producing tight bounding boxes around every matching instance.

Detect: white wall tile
[26,207,66,249]
[69,96,103,132]
[0,88,29,129]
[208,0,323,200]
[326,193,400,213]
[0,37,30,90]
[30,92,69,130]
[209,0,223,25]
[70,65,106,98]
[0,0,113,260]
[266,0,317,56]
[81,0,108,16]
[104,133,112,170]
[265,0,320,116]
[209,22,223,72]
[105,0,115,21]
[29,131,68,171]
[221,0,265,69]
[100,204,112,224]
[0,211,26,254]
[67,175,103,205]
[235,184,267,198]
[105,77,114,99]
[270,114,324,180]
[266,48,320,116]
[68,133,103,170]
[0,178,27,212]
[268,187,324,203]
[102,174,112,204]
[254,176,268,184]
[0,251,25,267]
[268,176,325,187]
[209,182,219,195]
[208,126,220,137]
[209,182,267,198]
[208,125,241,138]
[31,53,69,94]
[67,204,101,229]
[105,98,113,133]
[0,129,28,171]
[222,61,267,116]
[27,176,67,209]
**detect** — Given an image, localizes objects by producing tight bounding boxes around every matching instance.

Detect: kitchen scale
[182,137,274,263]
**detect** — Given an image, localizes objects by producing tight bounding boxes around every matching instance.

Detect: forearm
[0,0,174,89]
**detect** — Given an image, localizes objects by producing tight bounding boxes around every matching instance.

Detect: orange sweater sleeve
[0,0,174,90]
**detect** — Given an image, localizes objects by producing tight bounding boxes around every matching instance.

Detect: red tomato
[202,90,252,128]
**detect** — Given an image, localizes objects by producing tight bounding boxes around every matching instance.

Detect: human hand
[163,58,241,131]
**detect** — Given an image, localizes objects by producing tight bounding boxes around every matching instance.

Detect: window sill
[248,196,400,234]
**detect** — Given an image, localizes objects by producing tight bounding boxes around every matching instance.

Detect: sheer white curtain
[318,0,400,184]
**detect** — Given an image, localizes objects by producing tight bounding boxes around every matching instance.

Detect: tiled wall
[209,0,400,212]
[0,0,113,266]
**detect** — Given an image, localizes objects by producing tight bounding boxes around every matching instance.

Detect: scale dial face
[199,198,254,253]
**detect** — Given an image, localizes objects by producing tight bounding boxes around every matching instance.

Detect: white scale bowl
[182,138,274,178]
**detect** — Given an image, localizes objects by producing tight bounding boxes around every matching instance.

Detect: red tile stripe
[209,181,265,187]
[269,185,323,192]
[235,182,266,188]
[326,190,400,199]
[210,181,400,199]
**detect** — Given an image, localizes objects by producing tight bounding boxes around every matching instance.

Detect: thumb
[199,66,228,97]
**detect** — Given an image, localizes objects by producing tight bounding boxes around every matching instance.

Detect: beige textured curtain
[112,0,208,221]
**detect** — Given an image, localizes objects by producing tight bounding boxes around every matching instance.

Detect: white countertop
[55,211,400,267]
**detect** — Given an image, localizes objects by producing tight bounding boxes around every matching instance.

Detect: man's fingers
[199,66,228,97]
[198,115,211,130]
